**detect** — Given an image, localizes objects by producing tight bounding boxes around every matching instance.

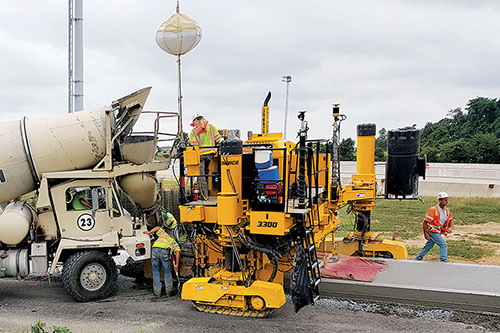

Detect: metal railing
[132,110,180,144]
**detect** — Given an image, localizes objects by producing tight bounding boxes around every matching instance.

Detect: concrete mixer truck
[0,87,172,301]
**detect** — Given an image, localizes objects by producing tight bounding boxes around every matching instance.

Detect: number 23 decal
[77,213,95,231]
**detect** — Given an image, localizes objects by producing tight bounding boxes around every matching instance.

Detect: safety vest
[189,123,222,155]
[424,204,453,234]
[153,227,181,253]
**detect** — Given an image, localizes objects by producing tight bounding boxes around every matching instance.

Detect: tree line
[336,96,500,164]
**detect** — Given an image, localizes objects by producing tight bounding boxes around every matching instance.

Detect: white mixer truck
[0,87,170,301]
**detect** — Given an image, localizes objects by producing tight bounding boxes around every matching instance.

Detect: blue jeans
[199,154,213,198]
[151,247,173,296]
[416,232,448,262]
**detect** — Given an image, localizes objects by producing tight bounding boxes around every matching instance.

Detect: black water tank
[220,139,243,154]
[385,126,426,199]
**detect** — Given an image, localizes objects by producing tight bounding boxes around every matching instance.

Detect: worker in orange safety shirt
[416,192,454,262]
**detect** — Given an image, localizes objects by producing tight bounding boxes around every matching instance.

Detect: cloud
[0,0,499,142]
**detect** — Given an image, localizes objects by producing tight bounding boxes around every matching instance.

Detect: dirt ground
[0,274,498,333]
[1,226,498,332]
[405,222,500,265]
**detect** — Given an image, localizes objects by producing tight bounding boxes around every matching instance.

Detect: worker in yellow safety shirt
[161,210,178,231]
[144,226,181,297]
[189,113,222,198]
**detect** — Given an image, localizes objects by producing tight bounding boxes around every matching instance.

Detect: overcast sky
[1,0,500,142]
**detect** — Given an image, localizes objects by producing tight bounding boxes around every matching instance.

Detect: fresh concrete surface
[320,259,500,313]
[373,259,500,293]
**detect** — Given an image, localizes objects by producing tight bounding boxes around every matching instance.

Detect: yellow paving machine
[176,92,426,316]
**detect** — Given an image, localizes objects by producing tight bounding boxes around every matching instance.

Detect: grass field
[337,196,500,263]
[4,188,498,263]
[160,184,499,263]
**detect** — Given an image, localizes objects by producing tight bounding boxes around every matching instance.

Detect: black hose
[171,154,189,203]
[240,231,282,259]
[224,226,250,287]
[356,212,370,255]
[237,232,279,283]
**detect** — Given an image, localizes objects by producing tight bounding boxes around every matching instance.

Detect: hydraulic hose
[237,231,279,283]
[356,211,370,255]
[224,226,250,287]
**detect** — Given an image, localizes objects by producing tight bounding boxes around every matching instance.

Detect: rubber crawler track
[193,302,274,318]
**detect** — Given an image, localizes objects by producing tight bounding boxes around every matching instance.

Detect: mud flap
[290,247,313,312]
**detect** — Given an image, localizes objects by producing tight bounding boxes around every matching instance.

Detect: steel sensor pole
[282,75,292,140]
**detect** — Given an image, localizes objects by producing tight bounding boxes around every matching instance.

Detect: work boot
[165,289,177,297]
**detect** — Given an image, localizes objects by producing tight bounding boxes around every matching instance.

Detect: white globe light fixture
[155,13,202,56]
[155,1,202,144]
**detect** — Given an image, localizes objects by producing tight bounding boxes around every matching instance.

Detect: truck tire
[62,251,118,302]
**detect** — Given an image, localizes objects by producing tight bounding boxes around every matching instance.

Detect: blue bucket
[258,166,279,184]
[255,150,273,169]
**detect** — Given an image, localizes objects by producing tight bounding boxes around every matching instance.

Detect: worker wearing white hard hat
[437,192,449,199]
[189,114,222,199]
[416,192,454,262]
[190,113,203,127]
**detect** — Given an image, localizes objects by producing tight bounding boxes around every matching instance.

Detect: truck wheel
[62,251,118,302]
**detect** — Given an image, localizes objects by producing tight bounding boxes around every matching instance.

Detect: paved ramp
[319,259,500,313]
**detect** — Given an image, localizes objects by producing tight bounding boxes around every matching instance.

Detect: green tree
[439,138,470,163]
[339,138,356,161]
[468,133,500,164]
[420,96,500,163]
[374,128,387,161]
[319,142,332,153]
[420,145,439,162]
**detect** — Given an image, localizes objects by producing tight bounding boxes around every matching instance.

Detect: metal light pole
[68,0,84,113]
[68,0,73,113]
[175,4,183,142]
[282,75,292,140]
[74,0,84,112]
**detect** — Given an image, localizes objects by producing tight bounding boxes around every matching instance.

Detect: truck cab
[0,87,174,301]
[26,175,150,301]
